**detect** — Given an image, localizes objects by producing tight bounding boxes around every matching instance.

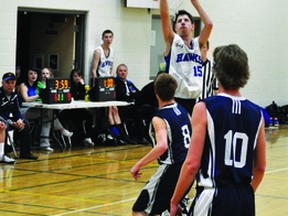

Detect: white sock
[61,129,73,137]
[0,142,4,157]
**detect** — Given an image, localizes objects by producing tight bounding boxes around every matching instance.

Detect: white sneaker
[0,155,16,164]
[83,138,95,147]
[40,146,54,152]
[161,210,170,216]
[180,197,190,215]
[62,129,73,137]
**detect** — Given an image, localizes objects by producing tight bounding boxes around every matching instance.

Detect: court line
[265,167,288,174]
[52,197,136,216]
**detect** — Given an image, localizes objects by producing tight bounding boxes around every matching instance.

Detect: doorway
[16,9,86,77]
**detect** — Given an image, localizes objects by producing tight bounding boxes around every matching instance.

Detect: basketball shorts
[190,184,255,216]
[132,163,182,215]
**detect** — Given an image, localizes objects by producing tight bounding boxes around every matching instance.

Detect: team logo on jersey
[232,99,242,114]
[101,61,113,68]
[176,53,202,64]
[176,42,184,48]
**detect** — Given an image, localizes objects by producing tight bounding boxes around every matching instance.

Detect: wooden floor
[1,126,288,216]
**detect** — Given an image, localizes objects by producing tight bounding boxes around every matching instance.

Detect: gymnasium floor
[0,125,287,215]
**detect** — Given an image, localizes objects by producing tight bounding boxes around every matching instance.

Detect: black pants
[6,119,33,155]
[59,109,94,143]
[118,105,145,139]
[174,98,196,115]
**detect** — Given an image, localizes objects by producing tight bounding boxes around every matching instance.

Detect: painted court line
[52,167,288,215]
[265,167,288,174]
[52,197,136,216]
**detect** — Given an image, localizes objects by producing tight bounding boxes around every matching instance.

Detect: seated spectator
[115,64,155,144]
[15,65,21,80]
[0,72,38,160]
[140,71,167,111]
[59,69,95,146]
[40,67,54,88]
[106,101,136,145]
[17,68,73,152]
[90,71,136,144]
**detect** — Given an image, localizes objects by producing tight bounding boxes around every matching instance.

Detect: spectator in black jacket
[0,72,38,160]
[115,64,155,144]
[59,69,95,146]
[140,71,167,110]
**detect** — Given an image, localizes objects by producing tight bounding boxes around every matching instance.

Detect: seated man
[115,64,155,144]
[0,72,38,160]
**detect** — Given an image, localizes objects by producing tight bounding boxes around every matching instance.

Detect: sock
[0,142,4,157]
[62,129,73,137]
[109,125,119,137]
[116,124,128,137]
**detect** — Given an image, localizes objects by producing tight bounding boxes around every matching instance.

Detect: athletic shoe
[138,137,150,145]
[123,136,137,144]
[117,137,127,145]
[179,197,190,215]
[0,155,16,164]
[83,138,95,147]
[61,129,73,137]
[40,146,54,152]
[161,210,170,216]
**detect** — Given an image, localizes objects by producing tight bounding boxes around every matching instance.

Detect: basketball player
[170,44,266,216]
[91,29,114,83]
[91,30,133,144]
[160,0,213,114]
[130,73,192,215]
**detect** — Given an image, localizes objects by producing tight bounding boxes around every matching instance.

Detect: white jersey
[96,45,114,77]
[166,34,203,99]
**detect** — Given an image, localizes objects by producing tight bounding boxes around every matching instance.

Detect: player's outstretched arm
[191,0,213,47]
[160,0,174,56]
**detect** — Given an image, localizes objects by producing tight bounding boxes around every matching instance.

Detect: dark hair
[70,68,83,80]
[154,73,177,101]
[173,10,194,31]
[213,44,250,90]
[102,29,114,37]
[17,67,39,87]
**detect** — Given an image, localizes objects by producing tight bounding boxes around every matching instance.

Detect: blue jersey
[149,103,191,165]
[198,93,262,188]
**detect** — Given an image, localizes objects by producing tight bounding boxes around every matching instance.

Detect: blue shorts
[132,163,183,215]
[190,184,255,216]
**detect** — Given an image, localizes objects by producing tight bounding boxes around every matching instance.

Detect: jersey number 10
[224,130,248,168]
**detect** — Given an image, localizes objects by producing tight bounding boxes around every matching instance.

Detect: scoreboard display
[41,78,71,104]
[89,76,115,101]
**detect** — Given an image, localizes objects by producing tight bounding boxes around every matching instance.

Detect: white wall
[183,0,288,106]
[0,0,17,73]
[0,0,287,107]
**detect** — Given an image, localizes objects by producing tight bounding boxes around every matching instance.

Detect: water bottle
[85,85,90,101]
[274,117,279,127]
